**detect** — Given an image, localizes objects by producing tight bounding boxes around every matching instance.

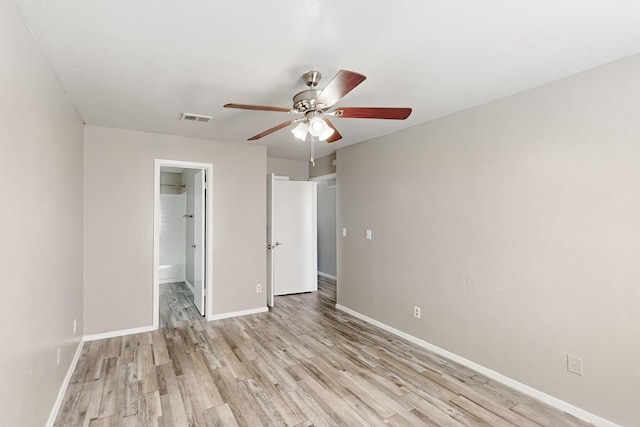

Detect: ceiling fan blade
[324,119,342,143]
[334,107,412,120]
[315,70,366,108]
[247,120,295,141]
[224,103,291,113]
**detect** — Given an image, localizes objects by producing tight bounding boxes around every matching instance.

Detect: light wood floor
[55,278,591,426]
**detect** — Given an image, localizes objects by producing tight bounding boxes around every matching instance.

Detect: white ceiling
[16,0,640,160]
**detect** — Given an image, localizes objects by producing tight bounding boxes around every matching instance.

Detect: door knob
[267,241,284,250]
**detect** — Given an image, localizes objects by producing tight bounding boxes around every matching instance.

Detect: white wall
[267,156,309,181]
[337,53,640,427]
[0,2,84,426]
[83,125,266,334]
[159,171,187,278]
[159,193,186,268]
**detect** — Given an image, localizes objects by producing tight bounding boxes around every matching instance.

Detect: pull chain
[310,136,315,166]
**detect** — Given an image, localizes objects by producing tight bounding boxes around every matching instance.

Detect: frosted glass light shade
[308,117,334,141]
[291,122,308,141]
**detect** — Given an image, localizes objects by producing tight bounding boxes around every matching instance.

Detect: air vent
[180,113,213,123]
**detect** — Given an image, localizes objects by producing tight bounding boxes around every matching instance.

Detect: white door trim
[153,159,214,329]
[192,169,206,315]
[267,174,275,308]
[266,174,290,307]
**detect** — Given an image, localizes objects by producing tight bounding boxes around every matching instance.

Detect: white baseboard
[208,306,268,321]
[84,324,156,342]
[83,305,269,339]
[318,271,337,280]
[184,278,195,294]
[335,304,620,427]
[46,338,85,427]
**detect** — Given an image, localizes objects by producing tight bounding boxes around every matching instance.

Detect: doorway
[267,174,318,307]
[310,173,337,284]
[153,159,213,328]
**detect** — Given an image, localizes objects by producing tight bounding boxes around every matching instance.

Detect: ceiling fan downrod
[310,136,315,166]
[302,70,321,88]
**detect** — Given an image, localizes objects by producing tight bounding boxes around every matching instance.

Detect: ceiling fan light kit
[224,69,412,153]
[307,116,334,140]
[290,113,335,142]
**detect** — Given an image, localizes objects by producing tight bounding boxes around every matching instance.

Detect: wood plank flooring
[55,278,592,426]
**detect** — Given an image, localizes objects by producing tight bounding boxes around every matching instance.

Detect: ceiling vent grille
[180,113,213,122]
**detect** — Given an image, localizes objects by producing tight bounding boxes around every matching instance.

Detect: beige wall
[337,54,640,426]
[83,125,266,334]
[0,1,84,426]
[267,156,309,181]
[309,152,336,179]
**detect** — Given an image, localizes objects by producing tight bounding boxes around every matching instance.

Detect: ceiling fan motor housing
[293,89,322,113]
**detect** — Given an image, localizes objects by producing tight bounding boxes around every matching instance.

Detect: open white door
[193,170,206,315]
[267,174,317,302]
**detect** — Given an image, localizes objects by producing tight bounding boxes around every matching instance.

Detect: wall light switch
[567,355,583,376]
[365,229,372,240]
[342,227,347,237]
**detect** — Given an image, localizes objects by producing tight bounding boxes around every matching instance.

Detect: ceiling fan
[224,70,412,144]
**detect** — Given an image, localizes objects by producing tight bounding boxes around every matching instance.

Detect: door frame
[266,174,276,307]
[266,174,287,307]
[153,159,214,328]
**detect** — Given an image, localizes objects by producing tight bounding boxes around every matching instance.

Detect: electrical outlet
[256,283,262,293]
[567,355,583,376]
[342,227,347,237]
[56,347,61,366]
[365,229,372,240]
[413,306,421,319]
[73,319,77,335]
